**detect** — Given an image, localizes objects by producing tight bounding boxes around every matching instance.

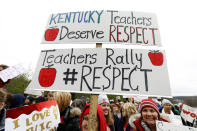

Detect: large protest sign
[181,104,197,123]
[28,48,171,97]
[5,100,60,131]
[156,121,197,131]
[42,10,161,46]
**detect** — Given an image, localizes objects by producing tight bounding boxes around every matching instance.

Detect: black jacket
[0,108,6,131]
[57,106,81,131]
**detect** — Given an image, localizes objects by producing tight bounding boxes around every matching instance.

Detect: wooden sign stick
[88,43,102,131]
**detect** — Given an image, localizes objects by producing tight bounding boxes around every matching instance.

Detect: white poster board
[156,121,197,131]
[5,100,60,131]
[24,86,42,96]
[0,64,26,82]
[42,10,161,46]
[181,104,197,123]
[29,48,171,97]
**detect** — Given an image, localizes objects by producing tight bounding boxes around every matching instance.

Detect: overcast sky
[1,0,197,96]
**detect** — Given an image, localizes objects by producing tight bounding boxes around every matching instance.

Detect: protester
[177,103,183,112]
[161,99,174,115]
[117,102,137,131]
[133,99,141,113]
[6,93,25,109]
[53,92,81,131]
[34,91,46,103]
[109,98,114,104]
[161,99,182,125]
[80,104,110,131]
[129,99,169,131]
[153,99,163,113]
[71,98,86,111]
[86,97,90,104]
[24,96,35,105]
[111,103,121,119]
[0,89,7,131]
[46,91,54,101]
[98,94,115,131]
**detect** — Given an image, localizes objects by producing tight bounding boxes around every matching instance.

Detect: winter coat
[9,94,25,109]
[161,109,182,125]
[113,114,120,131]
[57,106,81,131]
[117,117,137,131]
[80,104,111,131]
[0,108,6,131]
[171,106,180,115]
[129,114,169,131]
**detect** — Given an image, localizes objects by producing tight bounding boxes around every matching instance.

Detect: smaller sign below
[181,104,197,123]
[5,100,60,131]
[156,121,197,131]
[0,64,26,82]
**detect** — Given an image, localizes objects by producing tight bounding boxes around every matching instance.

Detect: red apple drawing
[148,50,163,66]
[38,66,56,87]
[44,27,59,41]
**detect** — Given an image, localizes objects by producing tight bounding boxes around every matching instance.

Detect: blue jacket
[9,94,25,109]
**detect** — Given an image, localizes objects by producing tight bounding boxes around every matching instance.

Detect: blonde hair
[53,92,71,112]
[123,102,137,118]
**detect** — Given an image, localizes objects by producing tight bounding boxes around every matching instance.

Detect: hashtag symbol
[63,68,78,85]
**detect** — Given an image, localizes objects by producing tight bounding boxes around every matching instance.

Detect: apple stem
[49,26,58,29]
[45,64,54,68]
[149,50,160,53]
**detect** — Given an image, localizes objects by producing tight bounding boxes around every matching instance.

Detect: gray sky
[1,0,197,96]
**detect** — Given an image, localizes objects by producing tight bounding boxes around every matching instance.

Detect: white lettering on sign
[5,100,60,131]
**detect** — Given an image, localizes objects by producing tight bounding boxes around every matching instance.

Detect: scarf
[140,120,151,131]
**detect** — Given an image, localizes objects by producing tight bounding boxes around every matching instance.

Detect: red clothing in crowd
[80,104,110,131]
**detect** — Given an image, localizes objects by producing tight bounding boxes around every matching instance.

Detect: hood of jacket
[70,107,81,118]
[80,104,108,131]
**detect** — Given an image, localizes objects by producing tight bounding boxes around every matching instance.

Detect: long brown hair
[105,105,114,126]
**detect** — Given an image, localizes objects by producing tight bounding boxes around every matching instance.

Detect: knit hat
[140,99,160,115]
[162,99,172,106]
[98,94,109,104]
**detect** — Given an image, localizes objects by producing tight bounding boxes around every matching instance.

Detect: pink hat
[140,99,160,115]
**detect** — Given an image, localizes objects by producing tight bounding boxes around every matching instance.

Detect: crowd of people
[1,88,196,131]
